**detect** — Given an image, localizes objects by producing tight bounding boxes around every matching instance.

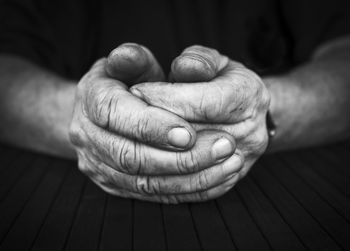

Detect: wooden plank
[0,156,50,243]
[133,200,167,251]
[190,200,236,251]
[251,162,342,250]
[0,159,69,251]
[0,147,18,173]
[289,152,350,223]
[0,152,35,201]
[298,150,350,198]
[236,176,307,250]
[217,189,271,251]
[31,165,86,251]
[162,203,201,251]
[263,156,350,250]
[64,180,107,251]
[99,196,133,251]
[315,147,350,178]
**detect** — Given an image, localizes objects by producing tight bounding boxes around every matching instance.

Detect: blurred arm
[0,55,76,158]
[265,36,350,152]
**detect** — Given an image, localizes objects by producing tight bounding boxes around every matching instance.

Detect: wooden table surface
[0,142,349,251]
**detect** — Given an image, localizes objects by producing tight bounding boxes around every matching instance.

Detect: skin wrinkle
[214,83,225,116]
[84,115,222,176]
[175,54,215,77]
[209,83,226,120]
[96,157,240,197]
[105,90,114,131]
[91,85,111,128]
[198,88,207,120]
[187,148,201,173]
[128,142,142,175]
[100,174,239,204]
[119,139,130,173]
[175,151,186,174]
[154,178,164,194]
[80,119,124,174]
[199,169,210,190]
[134,140,142,175]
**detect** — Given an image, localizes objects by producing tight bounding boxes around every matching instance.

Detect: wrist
[52,82,77,159]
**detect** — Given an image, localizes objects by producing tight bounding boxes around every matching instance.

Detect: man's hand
[131,45,270,181]
[69,44,244,203]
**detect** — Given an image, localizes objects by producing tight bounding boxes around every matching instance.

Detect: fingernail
[130,88,144,99]
[168,127,191,148]
[212,138,234,161]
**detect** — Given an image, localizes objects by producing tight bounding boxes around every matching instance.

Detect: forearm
[265,40,350,152]
[0,55,77,159]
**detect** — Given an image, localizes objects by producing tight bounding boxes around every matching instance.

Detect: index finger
[80,59,196,150]
[131,46,263,123]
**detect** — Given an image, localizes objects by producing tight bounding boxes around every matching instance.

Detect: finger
[170,45,228,82]
[106,43,165,84]
[80,117,236,175]
[97,173,239,204]
[81,59,196,150]
[191,122,258,142]
[82,148,243,195]
[131,60,259,123]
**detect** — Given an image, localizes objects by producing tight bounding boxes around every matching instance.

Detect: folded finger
[80,59,196,150]
[80,118,236,175]
[87,150,243,195]
[132,47,259,123]
[106,43,165,84]
[170,45,228,82]
[99,173,239,204]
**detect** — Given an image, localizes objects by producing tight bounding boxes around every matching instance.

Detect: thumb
[170,45,229,82]
[106,43,165,84]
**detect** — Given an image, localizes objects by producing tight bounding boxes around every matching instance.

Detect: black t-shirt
[0,0,350,83]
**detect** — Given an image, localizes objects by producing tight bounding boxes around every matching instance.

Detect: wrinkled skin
[132,45,270,183]
[69,44,244,204]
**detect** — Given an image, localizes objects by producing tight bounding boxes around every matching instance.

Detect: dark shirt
[0,0,350,83]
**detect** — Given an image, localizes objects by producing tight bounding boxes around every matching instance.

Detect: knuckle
[90,87,113,127]
[149,179,162,194]
[199,86,226,121]
[69,122,84,147]
[135,176,153,194]
[134,112,153,142]
[176,151,201,174]
[197,170,210,190]
[113,139,142,175]
[245,129,269,156]
[141,177,164,195]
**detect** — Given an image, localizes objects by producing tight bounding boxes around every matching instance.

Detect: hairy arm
[0,55,76,158]
[265,37,350,152]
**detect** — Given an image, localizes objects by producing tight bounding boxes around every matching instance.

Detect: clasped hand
[69,43,270,203]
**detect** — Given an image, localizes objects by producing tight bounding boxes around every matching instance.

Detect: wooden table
[0,142,349,251]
